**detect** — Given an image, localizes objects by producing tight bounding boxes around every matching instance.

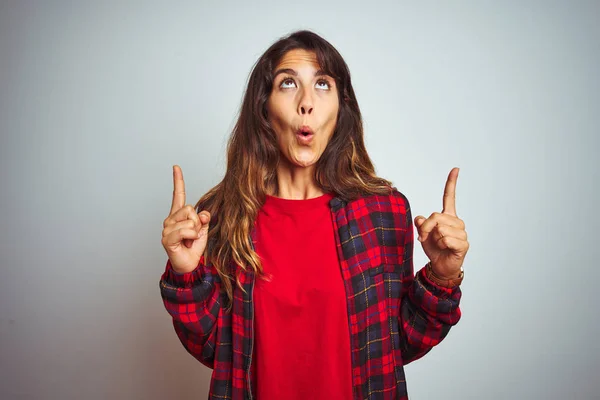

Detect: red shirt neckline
[263,192,335,213]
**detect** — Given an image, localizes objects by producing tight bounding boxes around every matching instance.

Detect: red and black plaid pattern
[160,188,462,399]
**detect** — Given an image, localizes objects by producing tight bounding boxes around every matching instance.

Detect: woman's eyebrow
[273,68,328,78]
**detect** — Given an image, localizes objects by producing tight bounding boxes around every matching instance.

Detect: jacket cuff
[410,266,462,324]
[415,266,461,298]
[162,257,205,288]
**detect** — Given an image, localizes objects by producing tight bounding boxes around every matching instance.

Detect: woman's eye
[281,78,296,88]
[316,80,330,90]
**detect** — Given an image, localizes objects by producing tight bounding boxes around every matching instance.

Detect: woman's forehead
[274,49,320,70]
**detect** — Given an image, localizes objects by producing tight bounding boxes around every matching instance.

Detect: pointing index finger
[442,167,459,216]
[170,165,186,215]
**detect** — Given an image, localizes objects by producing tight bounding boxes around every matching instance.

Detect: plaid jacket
[159,188,462,399]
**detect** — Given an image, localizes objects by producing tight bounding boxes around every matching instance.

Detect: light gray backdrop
[1,1,598,399]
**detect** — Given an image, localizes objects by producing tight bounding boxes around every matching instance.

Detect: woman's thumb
[414,215,426,229]
[198,211,211,231]
[414,216,426,242]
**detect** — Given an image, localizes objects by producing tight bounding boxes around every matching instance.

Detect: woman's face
[266,49,339,169]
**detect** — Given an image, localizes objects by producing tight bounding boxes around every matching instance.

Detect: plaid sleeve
[159,256,222,369]
[395,191,462,365]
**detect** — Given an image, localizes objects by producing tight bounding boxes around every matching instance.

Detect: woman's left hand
[414,168,469,279]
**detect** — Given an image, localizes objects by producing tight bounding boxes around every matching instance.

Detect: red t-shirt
[251,192,354,399]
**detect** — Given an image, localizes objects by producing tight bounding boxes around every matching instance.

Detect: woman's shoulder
[347,186,411,212]
[341,187,412,242]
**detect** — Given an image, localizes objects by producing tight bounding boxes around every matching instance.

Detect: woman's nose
[298,88,313,115]
[300,104,313,115]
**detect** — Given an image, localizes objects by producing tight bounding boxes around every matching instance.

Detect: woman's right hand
[161,165,211,274]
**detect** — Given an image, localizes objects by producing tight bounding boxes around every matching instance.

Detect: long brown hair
[195,30,393,312]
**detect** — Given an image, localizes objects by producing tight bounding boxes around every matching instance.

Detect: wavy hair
[195,30,393,312]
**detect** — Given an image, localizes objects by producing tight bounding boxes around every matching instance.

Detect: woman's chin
[289,156,319,168]
[283,150,321,168]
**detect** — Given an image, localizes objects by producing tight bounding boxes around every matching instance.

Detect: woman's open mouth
[296,126,314,144]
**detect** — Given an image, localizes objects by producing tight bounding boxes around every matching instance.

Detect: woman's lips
[296,125,315,144]
[296,131,314,144]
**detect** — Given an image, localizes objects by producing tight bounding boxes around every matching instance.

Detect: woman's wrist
[425,261,464,287]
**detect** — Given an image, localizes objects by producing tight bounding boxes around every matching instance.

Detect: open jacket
[159,188,462,400]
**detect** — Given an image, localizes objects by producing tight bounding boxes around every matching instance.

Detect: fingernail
[417,235,422,242]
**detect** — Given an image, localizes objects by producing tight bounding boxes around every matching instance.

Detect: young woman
[159,30,469,400]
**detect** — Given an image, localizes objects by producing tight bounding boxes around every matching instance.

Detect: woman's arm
[394,192,462,365]
[159,255,222,369]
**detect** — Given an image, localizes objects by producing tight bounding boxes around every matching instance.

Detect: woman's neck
[270,164,324,200]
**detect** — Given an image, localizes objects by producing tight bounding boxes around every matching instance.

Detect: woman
[159,30,468,400]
